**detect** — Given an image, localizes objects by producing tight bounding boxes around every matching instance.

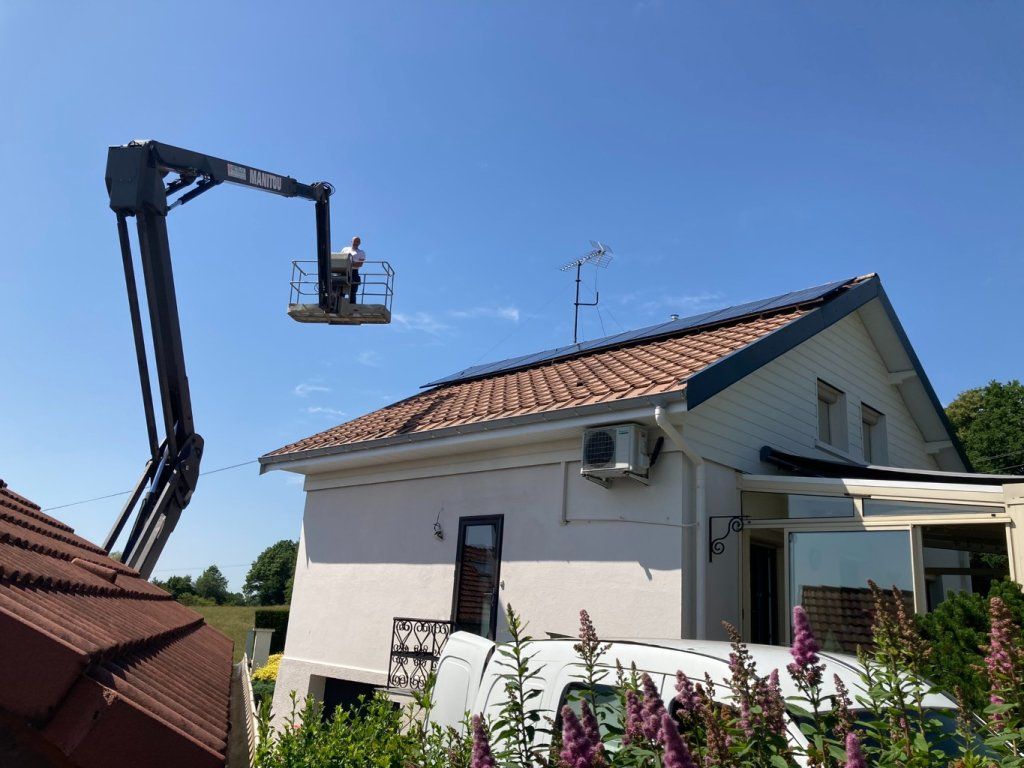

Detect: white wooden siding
[685,307,939,474]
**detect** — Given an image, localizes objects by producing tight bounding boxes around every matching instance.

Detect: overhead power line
[42,459,260,512]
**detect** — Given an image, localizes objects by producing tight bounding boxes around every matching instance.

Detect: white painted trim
[740,474,1005,500]
[924,440,954,454]
[813,439,857,462]
[889,370,917,385]
[267,401,689,477]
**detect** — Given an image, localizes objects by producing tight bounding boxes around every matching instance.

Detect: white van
[428,632,960,755]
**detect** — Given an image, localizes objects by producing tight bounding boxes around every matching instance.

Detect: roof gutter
[261,395,689,476]
[654,406,706,640]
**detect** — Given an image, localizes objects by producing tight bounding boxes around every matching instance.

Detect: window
[743,492,855,520]
[921,523,1010,611]
[816,380,848,451]
[451,516,503,639]
[863,500,997,517]
[320,677,377,721]
[789,530,913,653]
[861,404,887,464]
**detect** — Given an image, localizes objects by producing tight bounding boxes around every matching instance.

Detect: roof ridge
[421,275,865,390]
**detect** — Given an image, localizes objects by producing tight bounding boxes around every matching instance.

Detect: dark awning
[759,446,1024,486]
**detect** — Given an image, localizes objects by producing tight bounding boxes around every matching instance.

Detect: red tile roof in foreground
[0,480,231,768]
[266,307,809,459]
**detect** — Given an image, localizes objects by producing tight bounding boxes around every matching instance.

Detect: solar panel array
[422,276,859,389]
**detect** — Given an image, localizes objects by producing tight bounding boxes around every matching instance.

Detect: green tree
[195,565,230,605]
[244,540,298,606]
[946,379,1024,474]
[916,579,1024,710]
[152,574,195,599]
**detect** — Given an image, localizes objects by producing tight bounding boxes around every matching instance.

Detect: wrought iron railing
[387,617,453,690]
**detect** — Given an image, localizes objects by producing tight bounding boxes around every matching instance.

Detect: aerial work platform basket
[287,258,394,325]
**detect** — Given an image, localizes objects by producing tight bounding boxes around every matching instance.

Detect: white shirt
[340,245,366,268]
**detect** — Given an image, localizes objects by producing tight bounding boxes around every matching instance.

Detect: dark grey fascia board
[761,447,1007,485]
[685,276,883,410]
[259,391,685,470]
[685,276,971,472]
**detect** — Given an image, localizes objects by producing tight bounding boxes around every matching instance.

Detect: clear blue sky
[1,2,1021,590]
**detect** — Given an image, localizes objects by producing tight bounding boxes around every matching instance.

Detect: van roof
[513,635,954,708]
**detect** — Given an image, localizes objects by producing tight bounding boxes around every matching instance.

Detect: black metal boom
[102,140,335,578]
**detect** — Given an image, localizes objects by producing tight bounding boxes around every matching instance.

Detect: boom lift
[102,140,392,578]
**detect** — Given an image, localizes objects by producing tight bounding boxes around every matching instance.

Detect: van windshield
[787,707,976,758]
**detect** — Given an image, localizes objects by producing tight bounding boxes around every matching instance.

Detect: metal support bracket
[708,515,746,562]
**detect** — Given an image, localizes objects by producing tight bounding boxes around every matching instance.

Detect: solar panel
[423,277,857,388]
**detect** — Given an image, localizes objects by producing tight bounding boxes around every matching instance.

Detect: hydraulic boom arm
[102,140,335,578]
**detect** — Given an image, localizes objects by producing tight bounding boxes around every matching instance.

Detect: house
[259,274,1024,717]
[0,479,235,768]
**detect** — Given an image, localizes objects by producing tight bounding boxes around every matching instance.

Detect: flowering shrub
[252,653,284,682]
[255,588,1024,767]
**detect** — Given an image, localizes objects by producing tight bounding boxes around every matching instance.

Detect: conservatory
[734,460,1024,653]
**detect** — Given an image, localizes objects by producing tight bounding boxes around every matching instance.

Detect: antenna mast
[560,241,613,344]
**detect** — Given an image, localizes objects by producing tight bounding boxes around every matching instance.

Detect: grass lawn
[196,604,289,663]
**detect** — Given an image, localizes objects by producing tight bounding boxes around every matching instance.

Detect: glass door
[451,516,504,640]
[788,529,914,653]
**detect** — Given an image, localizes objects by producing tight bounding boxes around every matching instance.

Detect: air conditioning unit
[580,423,650,486]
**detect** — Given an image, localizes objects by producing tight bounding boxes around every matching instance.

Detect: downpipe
[654,405,707,640]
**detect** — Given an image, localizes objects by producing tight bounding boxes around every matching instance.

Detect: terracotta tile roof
[0,480,232,768]
[799,585,912,655]
[799,586,877,654]
[265,308,807,459]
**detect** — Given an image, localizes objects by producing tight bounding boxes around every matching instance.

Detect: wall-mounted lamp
[432,509,444,540]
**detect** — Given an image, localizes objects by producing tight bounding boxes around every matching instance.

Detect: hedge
[255,609,290,654]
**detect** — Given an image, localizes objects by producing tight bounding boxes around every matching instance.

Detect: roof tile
[266,308,806,458]
[0,482,232,767]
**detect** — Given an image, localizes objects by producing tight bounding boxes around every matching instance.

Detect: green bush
[254,609,289,654]
[251,678,275,708]
[255,693,420,768]
[176,592,216,607]
[916,579,1024,710]
[255,592,1024,767]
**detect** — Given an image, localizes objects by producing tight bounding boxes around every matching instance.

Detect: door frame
[450,514,505,640]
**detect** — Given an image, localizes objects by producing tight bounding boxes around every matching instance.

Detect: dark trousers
[349,269,361,304]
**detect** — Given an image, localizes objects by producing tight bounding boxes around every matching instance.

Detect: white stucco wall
[273,439,693,717]
[270,302,957,716]
[685,307,941,474]
[702,460,743,640]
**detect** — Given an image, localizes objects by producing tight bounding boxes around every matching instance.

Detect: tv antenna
[560,240,613,344]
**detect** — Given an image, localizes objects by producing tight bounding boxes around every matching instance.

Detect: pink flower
[844,731,866,768]
[986,597,1016,680]
[788,606,824,687]
[471,715,497,768]
[580,700,603,756]
[640,673,667,741]
[674,671,701,714]
[560,705,603,768]
[756,669,785,737]
[623,689,644,745]
[660,713,696,768]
